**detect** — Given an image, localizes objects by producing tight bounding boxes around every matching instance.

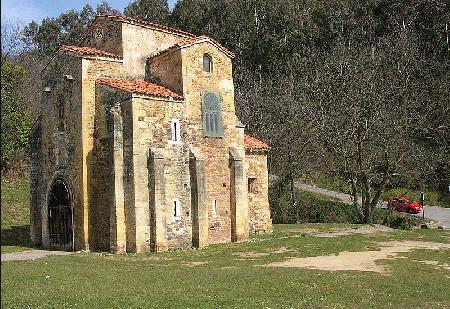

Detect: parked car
[387,196,423,214]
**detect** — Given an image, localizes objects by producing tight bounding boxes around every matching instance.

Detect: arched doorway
[48,179,73,251]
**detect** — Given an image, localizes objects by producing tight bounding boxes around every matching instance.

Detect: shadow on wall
[1,225,31,247]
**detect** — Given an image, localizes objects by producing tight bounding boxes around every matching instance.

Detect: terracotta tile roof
[244,134,270,150]
[97,14,195,38]
[150,35,235,59]
[61,45,122,59]
[96,78,183,100]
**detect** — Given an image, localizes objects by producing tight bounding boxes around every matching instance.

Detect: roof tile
[244,134,270,150]
[96,78,183,100]
[61,45,122,59]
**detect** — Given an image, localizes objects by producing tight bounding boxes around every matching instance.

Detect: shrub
[269,185,424,229]
[269,185,358,224]
[1,62,31,173]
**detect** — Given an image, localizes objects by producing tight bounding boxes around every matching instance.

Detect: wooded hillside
[2,0,449,222]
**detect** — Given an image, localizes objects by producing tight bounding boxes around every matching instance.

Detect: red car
[387,196,423,214]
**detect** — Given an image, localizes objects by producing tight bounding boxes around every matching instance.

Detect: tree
[313,28,449,223]
[22,2,117,55]
[1,62,31,172]
[1,19,25,62]
[235,53,323,222]
[96,0,120,15]
[124,0,170,24]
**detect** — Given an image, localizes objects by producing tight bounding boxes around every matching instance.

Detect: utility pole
[421,192,425,220]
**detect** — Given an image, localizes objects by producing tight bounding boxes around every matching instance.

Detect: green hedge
[269,186,424,229]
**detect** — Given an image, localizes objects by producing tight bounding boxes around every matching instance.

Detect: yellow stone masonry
[30,14,272,253]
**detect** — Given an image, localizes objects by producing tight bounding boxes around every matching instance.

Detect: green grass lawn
[2,224,449,308]
[2,178,449,307]
[1,178,36,253]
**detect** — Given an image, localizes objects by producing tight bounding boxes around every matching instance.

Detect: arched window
[203,54,212,72]
[202,92,223,137]
[212,199,220,218]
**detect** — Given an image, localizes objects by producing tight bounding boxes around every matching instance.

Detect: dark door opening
[48,179,73,251]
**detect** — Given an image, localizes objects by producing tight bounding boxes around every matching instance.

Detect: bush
[269,184,423,229]
[269,185,358,224]
[1,62,31,173]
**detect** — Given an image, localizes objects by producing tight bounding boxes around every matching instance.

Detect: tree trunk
[351,177,363,223]
[361,174,372,224]
[288,175,298,224]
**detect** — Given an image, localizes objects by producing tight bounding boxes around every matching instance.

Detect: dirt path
[267,241,450,273]
[294,182,356,205]
[1,250,73,262]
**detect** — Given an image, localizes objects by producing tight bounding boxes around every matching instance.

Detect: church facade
[29,14,272,253]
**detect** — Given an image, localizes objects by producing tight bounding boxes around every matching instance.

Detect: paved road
[295,183,355,205]
[419,206,450,227]
[295,182,450,227]
[1,250,73,262]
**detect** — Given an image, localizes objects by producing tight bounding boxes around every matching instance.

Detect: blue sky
[1,0,178,24]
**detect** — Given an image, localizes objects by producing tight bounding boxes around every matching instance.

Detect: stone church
[29,14,272,253]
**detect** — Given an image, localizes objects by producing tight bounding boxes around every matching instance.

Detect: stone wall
[130,96,192,251]
[37,54,84,250]
[147,49,183,95]
[94,88,130,253]
[29,118,43,245]
[180,42,247,244]
[121,23,189,78]
[80,18,123,57]
[245,151,273,235]
[81,57,124,250]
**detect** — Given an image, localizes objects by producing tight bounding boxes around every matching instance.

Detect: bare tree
[1,18,24,62]
[313,29,447,223]
[236,53,323,222]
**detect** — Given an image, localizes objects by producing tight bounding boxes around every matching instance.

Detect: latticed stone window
[202,92,223,137]
[203,54,212,72]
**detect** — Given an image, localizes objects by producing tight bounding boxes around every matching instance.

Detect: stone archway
[48,179,73,251]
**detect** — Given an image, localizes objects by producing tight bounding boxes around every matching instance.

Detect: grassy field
[2,178,449,308]
[1,178,35,253]
[2,224,450,308]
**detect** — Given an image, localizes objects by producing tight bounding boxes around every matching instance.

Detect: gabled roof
[244,134,270,151]
[61,45,122,60]
[96,78,183,100]
[94,14,195,38]
[149,35,235,59]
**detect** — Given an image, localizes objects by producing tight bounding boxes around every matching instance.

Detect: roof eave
[131,92,184,102]
[245,147,270,154]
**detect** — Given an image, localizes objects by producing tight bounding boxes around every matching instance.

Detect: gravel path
[295,181,450,227]
[1,250,73,262]
[295,182,355,205]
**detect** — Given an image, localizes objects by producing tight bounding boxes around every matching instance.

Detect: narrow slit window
[173,199,181,220]
[170,119,181,142]
[212,199,220,217]
[248,178,257,193]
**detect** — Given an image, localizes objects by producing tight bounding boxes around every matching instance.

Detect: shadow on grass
[1,225,32,247]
